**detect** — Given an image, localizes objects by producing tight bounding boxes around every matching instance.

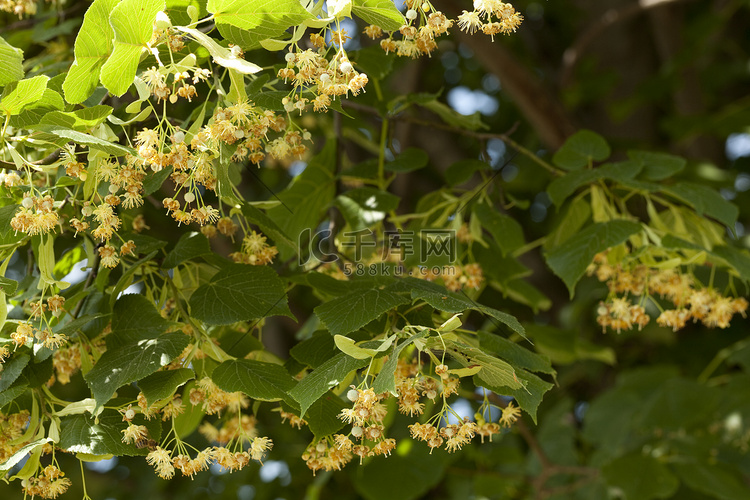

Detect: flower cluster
[301,437,354,474]
[127,376,272,480]
[0,0,39,17]
[0,409,31,464]
[589,251,748,333]
[457,0,524,40]
[229,230,279,265]
[21,465,71,499]
[189,377,249,416]
[326,355,519,467]
[278,39,369,112]
[596,298,649,333]
[373,4,453,59]
[52,344,82,384]
[10,322,66,351]
[279,409,308,429]
[145,436,272,479]
[141,64,210,104]
[10,194,59,236]
[409,420,477,453]
[335,387,395,466]
[418,263,485,292]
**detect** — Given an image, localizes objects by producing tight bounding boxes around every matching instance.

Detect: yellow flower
[499,401,522,428]
[98,245,120,268]
[250,436,273,462]
[121,424,149,444]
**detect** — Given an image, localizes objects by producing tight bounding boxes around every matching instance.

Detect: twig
[0,149,62,171]
[341,101,562,176]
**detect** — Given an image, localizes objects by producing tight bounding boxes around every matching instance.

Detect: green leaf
[552,130,610,170]
[189,264,293,325]
[333,335,378,359]
[345,187,400,213]
[0,383,28,409]
[305,393,348,438]
[109,252,159,310]
[55,398,98,417]
[664,182,739,229]
[0,276,18,295]
[173,26,262,74]
[496,368,553,423]
[372,331,428,395]
[0,35,24,86]
[473,202,525,256]
[266,142,336,250]
[138,368,195,405]
[385,148,429,173]
[163,232,211,268]
[0,438,51,473]
[478,331,553,375]
[55,313,110,339]
[315,285,409,336]
[0,75,49,115]
[38,105,113,131]
[444,159,492,186]
[672,463,750,500]
[547,161,643,207]
[240,203,297,255]
[498,278,551,314]
[100,0,166,96]
[525,323,615,365]
[143,165,173,195]
[0,205,19,238]
[33,124,134,156]
[212,359,298,406]
[639,378,720,430]
[711,245,750,282]
[394,277,526,337]
[0,354,30,392]
[85,332,190,405]
[351,0,406,32]
[109,294,171,347]
[83,295,183,404]
[216,328,264,358]
[216,23,266,50]
[351,45,394,80]
[545,220,641,297]
[602,454,679,500]
[63,0,119,103]
[335,187,400,230]
[207,0,312,39]
[289,352,369,416]
[289,331,337,368]
[443,338,522,392]
[9,88,66,129]
[629,150,686,181]
[59,410,161,456]
[545,196,591,249]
